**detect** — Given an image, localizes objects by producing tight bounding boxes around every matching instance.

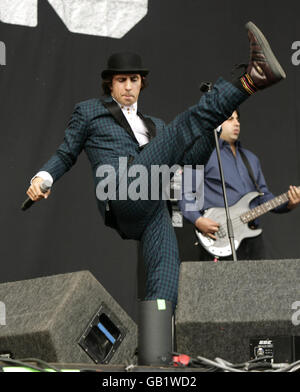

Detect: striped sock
[240,73,258,95]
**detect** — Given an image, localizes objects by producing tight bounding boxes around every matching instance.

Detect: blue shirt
[179,139,289,224]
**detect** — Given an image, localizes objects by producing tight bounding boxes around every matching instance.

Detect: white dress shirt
[114,99,149,147]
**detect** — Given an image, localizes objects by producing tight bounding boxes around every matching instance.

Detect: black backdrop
[1,0,300,321]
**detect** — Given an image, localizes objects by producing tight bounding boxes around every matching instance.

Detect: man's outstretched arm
[26,103,88,203]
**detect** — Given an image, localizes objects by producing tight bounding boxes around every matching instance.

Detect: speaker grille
[0,271,137,364]
[176,259,300,363]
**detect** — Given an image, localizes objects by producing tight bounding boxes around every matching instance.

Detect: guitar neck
[240,192,289,223]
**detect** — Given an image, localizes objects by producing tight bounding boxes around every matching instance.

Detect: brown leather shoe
[245,21,286,90]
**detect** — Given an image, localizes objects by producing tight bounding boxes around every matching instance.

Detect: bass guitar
[195,190,290,258]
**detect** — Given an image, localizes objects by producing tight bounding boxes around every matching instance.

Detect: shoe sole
[245,21,286,80]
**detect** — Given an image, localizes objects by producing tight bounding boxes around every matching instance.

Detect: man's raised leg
[133,21,286,171]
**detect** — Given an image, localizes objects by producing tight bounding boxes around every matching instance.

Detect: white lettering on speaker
[0,0,148,38]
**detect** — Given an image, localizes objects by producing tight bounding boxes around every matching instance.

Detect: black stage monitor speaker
[0,271,137,364]
[176,259,300,363]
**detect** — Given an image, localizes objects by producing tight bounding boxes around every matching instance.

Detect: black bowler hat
[101,52,149,79]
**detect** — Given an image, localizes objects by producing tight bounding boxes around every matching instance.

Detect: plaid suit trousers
[110,78,249,309]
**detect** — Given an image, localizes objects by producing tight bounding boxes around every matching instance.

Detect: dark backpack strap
[239,148,263,194]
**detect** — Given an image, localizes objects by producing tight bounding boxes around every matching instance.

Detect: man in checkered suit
[27,22,286,312]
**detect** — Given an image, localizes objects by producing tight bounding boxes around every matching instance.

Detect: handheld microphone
[21,180,52,211]
[199,81,212,93]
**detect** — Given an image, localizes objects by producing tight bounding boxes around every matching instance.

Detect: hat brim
[101,69,149,79]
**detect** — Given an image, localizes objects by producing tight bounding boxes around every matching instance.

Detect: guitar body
[195,192,263,258]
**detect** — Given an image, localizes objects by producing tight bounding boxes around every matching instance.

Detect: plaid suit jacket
[39,97,165,224]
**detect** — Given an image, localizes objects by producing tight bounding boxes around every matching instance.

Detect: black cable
[0,357,49,372]
[248,356,273,364]
[248,362,272,371]
[219,356,274,369]
[17,357,61,372]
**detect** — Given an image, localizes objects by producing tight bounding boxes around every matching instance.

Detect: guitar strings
[214,202,282,239]
[216,217,256,239]
[214,196,287,238]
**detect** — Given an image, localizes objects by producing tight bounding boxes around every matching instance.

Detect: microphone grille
[40,180,52,192]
